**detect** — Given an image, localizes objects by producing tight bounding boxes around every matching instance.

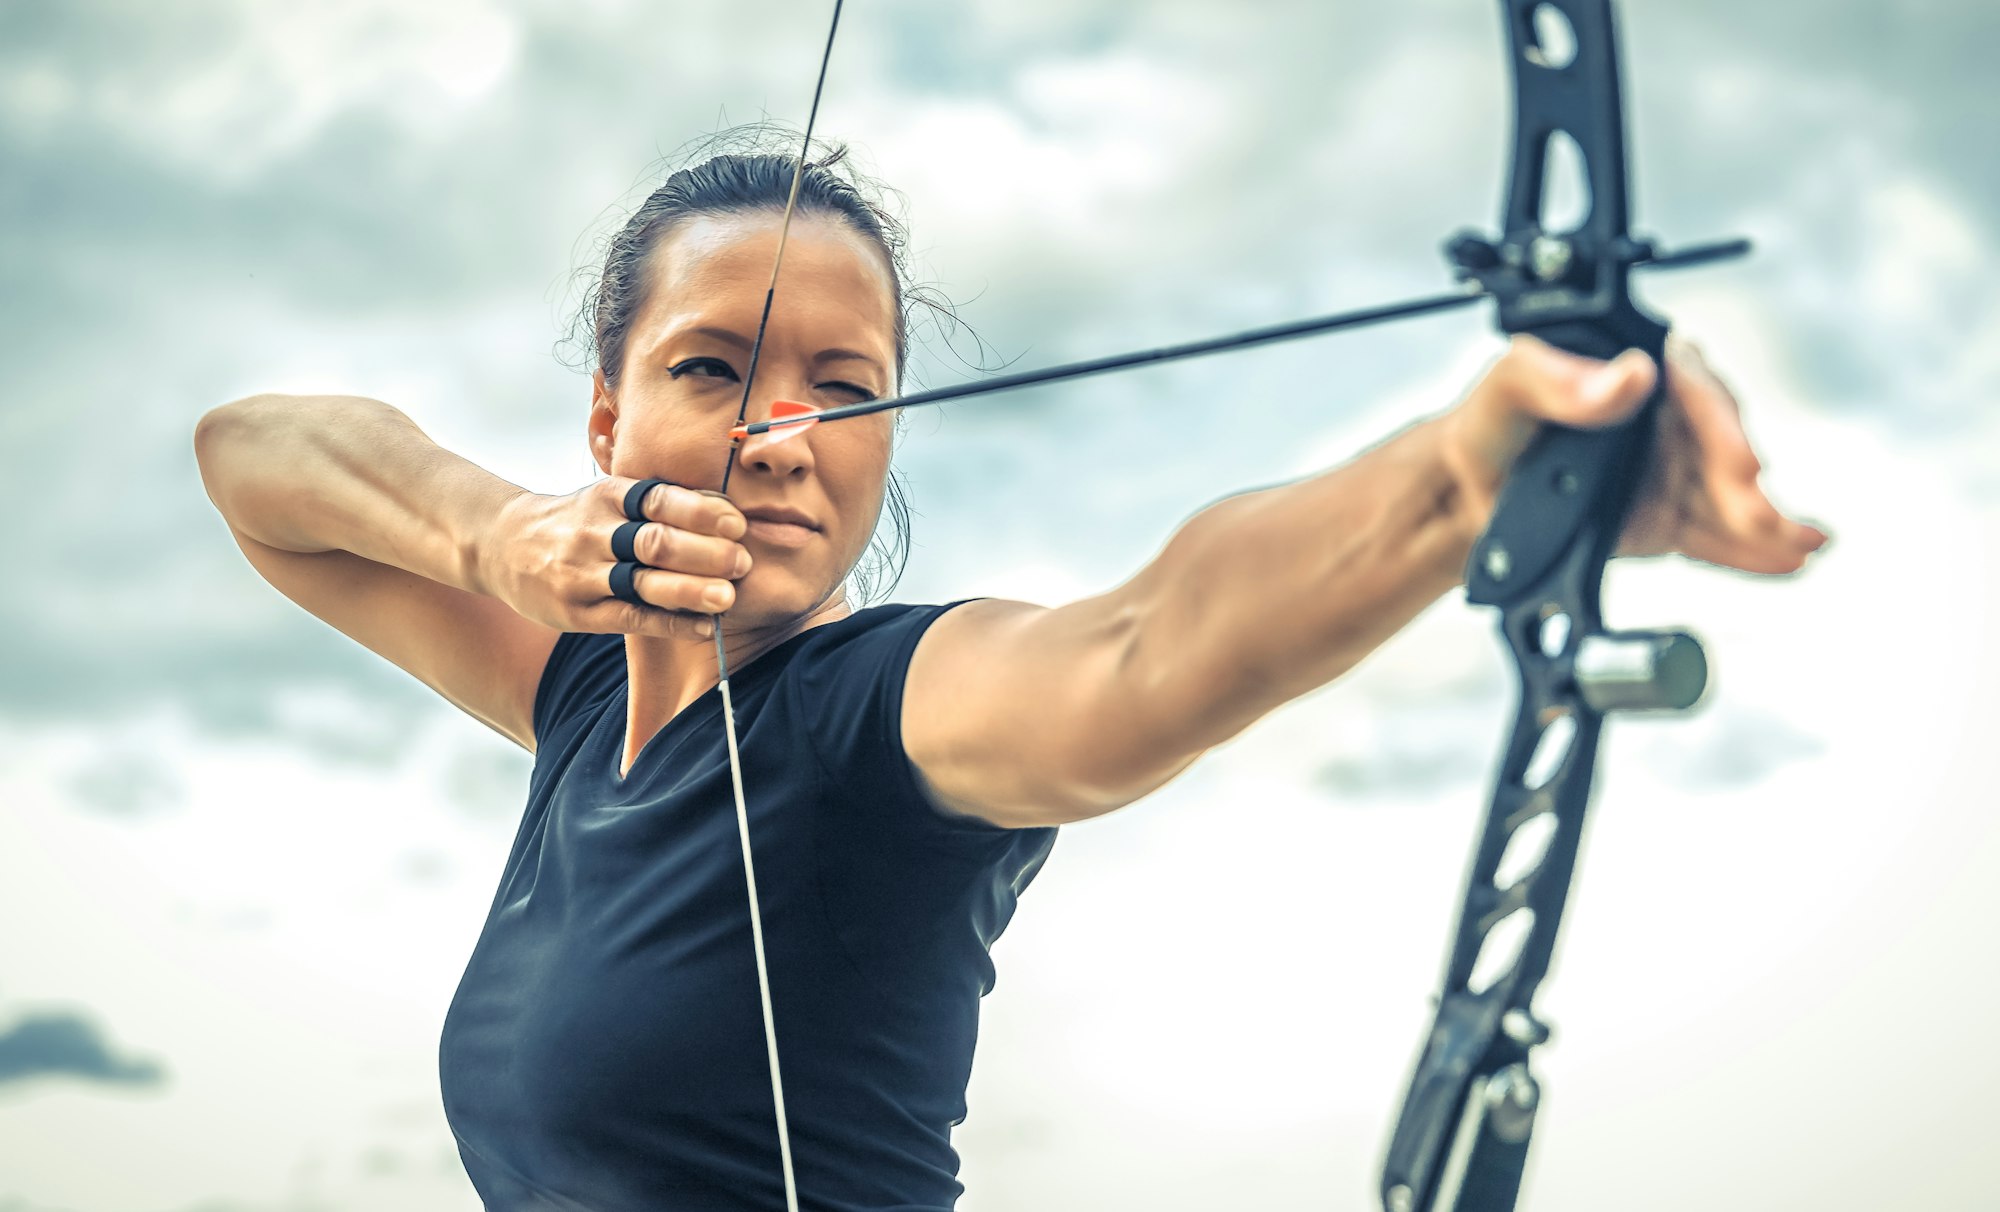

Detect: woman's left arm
[903,335,1829,829]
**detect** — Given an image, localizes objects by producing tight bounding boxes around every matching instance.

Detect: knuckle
[653,481,684,519]
[616,600,651,633]
[647,523,679,568]
[624,564,655,606]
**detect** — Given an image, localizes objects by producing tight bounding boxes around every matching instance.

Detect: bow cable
[709,4,844,1210]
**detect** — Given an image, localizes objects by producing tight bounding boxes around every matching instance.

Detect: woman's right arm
[192,393,747,752]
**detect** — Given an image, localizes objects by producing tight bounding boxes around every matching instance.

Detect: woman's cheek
[839,473,891,569]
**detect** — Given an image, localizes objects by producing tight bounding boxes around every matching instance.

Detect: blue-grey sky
[3,1,1997,1209]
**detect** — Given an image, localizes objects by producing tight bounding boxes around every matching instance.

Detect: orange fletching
[730,400,822,443]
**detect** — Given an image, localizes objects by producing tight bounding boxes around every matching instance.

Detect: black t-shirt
[439,602,1058,1211]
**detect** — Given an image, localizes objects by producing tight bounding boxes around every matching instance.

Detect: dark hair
[567,125,954,604]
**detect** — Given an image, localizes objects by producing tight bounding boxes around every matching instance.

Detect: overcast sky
[3,1,1997,1209]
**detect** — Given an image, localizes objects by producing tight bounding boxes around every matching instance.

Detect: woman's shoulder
[797,599,961,647]
[783,598,996,684]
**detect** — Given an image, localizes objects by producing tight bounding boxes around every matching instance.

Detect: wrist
[462,487,536,600]
[1408,414,1482,593]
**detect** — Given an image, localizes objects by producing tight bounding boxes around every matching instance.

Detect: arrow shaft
[739,237,1747,435]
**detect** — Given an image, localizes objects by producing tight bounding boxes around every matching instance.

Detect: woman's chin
[726,571,846,633]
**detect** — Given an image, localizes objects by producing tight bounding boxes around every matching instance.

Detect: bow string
[708,5,845,1212]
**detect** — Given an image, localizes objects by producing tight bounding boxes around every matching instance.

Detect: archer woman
[192,142,1825,1211]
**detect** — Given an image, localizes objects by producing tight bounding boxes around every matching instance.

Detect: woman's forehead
[644,212,896,327]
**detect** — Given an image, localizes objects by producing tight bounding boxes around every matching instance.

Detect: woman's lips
[745,518,817,548]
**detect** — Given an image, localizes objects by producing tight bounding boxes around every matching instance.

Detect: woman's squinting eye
[822,380,876,402]
[667,358,871,401]
[667,356,738,382]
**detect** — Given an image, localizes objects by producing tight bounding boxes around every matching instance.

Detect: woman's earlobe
[587,382,619,474]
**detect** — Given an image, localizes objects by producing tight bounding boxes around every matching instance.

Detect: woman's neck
[619,594,854,777]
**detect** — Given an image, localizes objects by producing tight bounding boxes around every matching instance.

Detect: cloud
[60,747,186,819]
[0,1009,166,1090]
[3,0,1990,765]
[0,4,1996,1207]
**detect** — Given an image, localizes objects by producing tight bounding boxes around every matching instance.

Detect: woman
[192,142,1826,1211]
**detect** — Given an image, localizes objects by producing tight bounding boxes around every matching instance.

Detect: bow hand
[1437,333,1830,580]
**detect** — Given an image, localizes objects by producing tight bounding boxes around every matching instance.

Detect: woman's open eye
[668,356,739,382]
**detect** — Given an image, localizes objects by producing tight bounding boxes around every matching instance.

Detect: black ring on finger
[609,560,645,607]
[611,519,645,564]
[624,477,675,522]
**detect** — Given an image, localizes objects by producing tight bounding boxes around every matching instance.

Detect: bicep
[224,523,561,752]
[901,596,1204,829]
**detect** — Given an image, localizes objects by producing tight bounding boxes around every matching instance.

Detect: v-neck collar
[603,626,818,787]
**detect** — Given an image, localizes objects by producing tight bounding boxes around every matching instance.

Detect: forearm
[1118,414,1475,753]
[193,393,527,596]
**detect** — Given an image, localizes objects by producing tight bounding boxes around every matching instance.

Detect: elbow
[193,403,239,489]
[193,393,272,459]
[194,399,254,493]
[193,394,292,515]
[195,392,318,472]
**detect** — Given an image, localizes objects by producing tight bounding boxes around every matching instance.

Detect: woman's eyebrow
[681,325,753,351]
[815,348,885,369]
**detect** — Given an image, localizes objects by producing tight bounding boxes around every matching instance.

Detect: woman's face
[590,210,899,629]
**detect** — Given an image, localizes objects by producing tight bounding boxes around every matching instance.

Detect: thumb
[1441,336,1664,527]
[1502,335,1658,428]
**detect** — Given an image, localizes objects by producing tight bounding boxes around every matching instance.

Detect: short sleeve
[793,602,1032,851]
[531,631,625,749]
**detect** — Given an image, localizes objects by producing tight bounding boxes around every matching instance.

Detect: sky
[2,0,1997,1209]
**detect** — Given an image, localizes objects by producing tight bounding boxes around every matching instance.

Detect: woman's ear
[588,369,617,476]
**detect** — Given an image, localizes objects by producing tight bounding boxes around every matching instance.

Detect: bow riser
[1381,3,1737,1209]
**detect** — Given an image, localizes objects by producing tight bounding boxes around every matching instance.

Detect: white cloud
[39,0,522,180]
[6,1,2000,1208]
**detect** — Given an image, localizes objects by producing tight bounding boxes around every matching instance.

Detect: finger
[1674,516,1826,575]
[627,480,747,540]
[614,566,737,615]
[1662,340,1761,486]
[633,523,752,580]
[600,602,716,641]
[1670,409,1819,553]
[1666,467,1830,567]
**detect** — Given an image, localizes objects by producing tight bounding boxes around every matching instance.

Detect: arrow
[730,237,1749,441]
